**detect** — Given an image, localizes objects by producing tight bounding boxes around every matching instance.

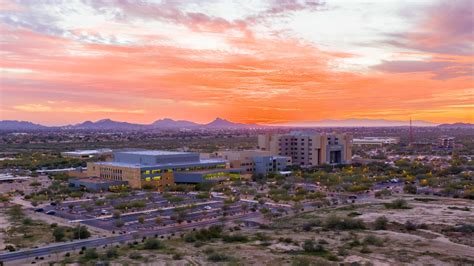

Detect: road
[0,212,259,263]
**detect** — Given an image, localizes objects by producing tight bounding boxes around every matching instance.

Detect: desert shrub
[5,245,16,252]
[404,184,417,194]
[106,247,119,258]
[348,211,362,217]
[384,199,411,209]
[318,239,329,245]
[112,211,121,219]
[254,232,270,241]
[363,235,384,246]
[447,206,470,211]
[208,252,233,262]
[419,223,429,229]
[279,237,293,243]
[184,225,223,242]
[144,238,163,250]
[222,234,249,243]
[450,224,474,233]
[360,245,372,253]
[375,189,391,198]
[324,215,365,230]
[302,220,321,231]
[404,221,417,231]
[129,252,142,259]
[7,205,24,220]
[374,216,389,230]
[172,253,183,260]
[414,198,438,202]
[338,247,348,256]
[82,248,99,261]
[115,220,125,228]
[302,239,325,253]
[22,218,34,225]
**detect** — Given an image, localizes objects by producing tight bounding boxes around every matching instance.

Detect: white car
[203,206,212,210]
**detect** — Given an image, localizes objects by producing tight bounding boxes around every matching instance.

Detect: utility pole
[409,118,413,145]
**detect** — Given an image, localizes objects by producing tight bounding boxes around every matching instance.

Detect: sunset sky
[0,0,473,126]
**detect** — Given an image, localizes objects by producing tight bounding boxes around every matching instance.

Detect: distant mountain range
[273,118,438,127]
[67,119,147,130]
[437,123,474,129]
[1,118,471,131]
[0,120,49,130]
[0,117,260,130]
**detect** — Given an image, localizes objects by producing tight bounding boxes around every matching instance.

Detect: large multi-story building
[87,150,240,190]
[438,136,455,149]
[214,150,291,175]
[258,132,352,166]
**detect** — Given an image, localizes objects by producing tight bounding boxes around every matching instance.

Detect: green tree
[82,248,99,260]
[73,226,91,239]
[53,227,65,241]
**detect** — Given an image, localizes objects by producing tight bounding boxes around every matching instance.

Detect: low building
[253,155,291,175]
[352,137,400,146]
[87,150,240,189]
[61,149,113,159]
[69,177,127,192]
[214,150,291,175]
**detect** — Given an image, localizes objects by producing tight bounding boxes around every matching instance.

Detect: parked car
[34,208,44,212]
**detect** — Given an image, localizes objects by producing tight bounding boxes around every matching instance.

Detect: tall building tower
[258,132,352,167]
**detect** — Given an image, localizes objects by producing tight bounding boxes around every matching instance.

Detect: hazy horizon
[3,116,471,127]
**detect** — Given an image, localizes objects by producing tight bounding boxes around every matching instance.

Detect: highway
[0,212,259,263]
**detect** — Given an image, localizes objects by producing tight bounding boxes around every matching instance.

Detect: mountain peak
[204,117,256,128]
[151,118,198,127]
[97,118,113,123]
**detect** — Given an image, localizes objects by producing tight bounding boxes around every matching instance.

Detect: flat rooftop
[95,158,227,169]
[62,149,112,155]
[116,150,192,156]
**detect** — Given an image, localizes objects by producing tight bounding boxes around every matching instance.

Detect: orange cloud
[0,1,472,125]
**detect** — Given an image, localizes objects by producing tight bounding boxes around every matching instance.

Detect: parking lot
[39,192,256,233]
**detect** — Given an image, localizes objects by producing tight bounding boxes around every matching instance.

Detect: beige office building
[214,150,291,174]
[258,132,352,166]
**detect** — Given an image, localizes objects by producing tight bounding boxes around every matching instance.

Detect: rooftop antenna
[409,117,413,144]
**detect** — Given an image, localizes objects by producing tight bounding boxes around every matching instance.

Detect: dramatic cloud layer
[0,0,472,125]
